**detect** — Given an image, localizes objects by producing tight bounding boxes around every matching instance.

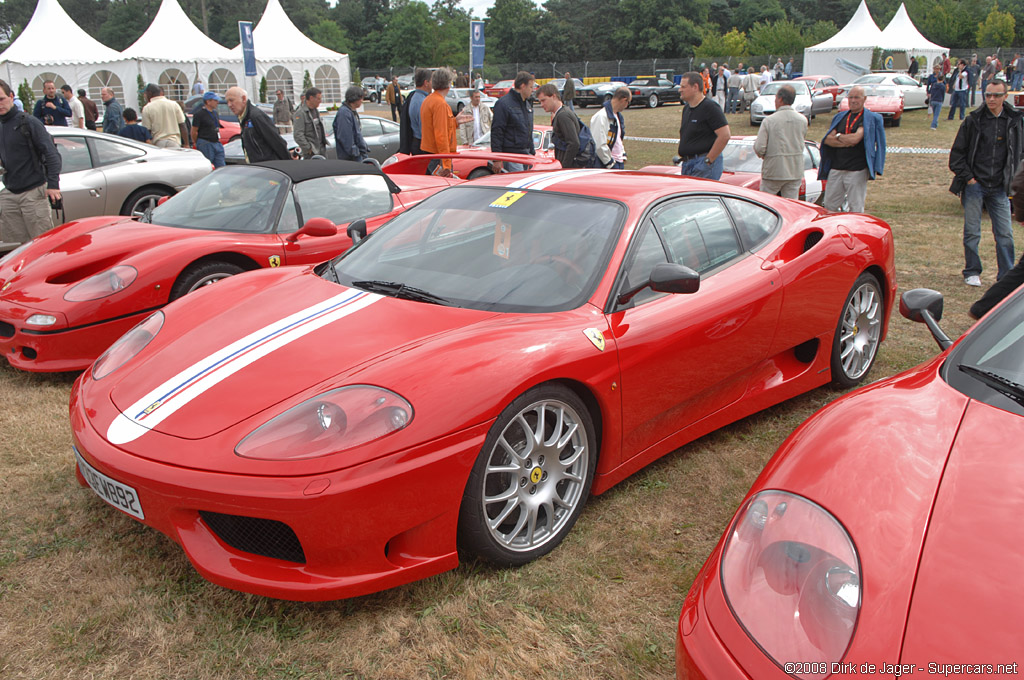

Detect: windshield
[147,166,286,233]
[855,75,885,84]
[470,129,548,149]
[945,289,1024,416]
[494,80,514,88]
[721,141,763,173]
[327,186,626,313]
[861,86,900,98]
[760,81,809,96]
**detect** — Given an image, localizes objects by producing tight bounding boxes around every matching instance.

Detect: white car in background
[849,72,929,109]
[749,80,833,125]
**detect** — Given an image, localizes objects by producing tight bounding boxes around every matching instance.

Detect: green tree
[383,1,435,66]
[977,3,1016,46]
[303,70,313,90]
[747,18,805,55]
[98,0,158,52]
[613,0,707,59]
[429,0,472,67]
[486,0,542,63]
[541,0,625,62]
[259,76,267,103]
[136,74,146,109]
[803,20,839,46]
[309,19,352,53]
[18,80,35,109]
[695,27,748,58]
[735,0,784,32]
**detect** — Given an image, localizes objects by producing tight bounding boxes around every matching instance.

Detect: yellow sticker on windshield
[494,219,511,259]
[490,191,526,209]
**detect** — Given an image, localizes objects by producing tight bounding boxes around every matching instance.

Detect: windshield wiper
[958,363,1024,405]
[352,280,449,306]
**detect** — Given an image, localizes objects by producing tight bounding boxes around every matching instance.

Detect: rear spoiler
[383,152,559,177]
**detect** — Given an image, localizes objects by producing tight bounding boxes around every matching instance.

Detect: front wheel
[458,384,597,566]
[831,273,883,387]
[122,187,173,218]
[467,167,493,179]
[891,116,901,127]
[647,94,659,108]
[456,102,465,114]
[170,261,245,300]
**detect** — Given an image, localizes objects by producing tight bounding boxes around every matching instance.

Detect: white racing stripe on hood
[106,288,379,445]
[503,168,612,190]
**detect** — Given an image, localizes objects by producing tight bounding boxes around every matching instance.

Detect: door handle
[89,189,102,197]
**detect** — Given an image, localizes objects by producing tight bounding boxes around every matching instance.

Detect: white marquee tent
[231,0,350,104]
[802,0,885,81]
[122,0,244,101]
[0,0,136,106]
[878,3,948,70]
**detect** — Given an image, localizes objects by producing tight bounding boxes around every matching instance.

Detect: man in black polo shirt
[191,91,225,168]
[677,71,731,180]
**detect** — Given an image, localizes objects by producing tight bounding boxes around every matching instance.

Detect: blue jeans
[727,87,741,113]
[196,138,225,167]
[679,154,723,181]
[947,90,966,119]
[962,182,1015,279]
[930,101,943,128]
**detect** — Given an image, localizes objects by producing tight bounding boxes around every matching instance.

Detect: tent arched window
[208,68,237,95]
[31,73,67,100]
[313,65,341,105]
[88,70,124,105]
[159,68,190,102]
[266,66,294,100]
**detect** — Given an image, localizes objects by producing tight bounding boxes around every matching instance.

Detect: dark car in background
[628,77,681,108]
[575,81,623,108]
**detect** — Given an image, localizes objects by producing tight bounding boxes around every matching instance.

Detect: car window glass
[895,76,916,86]
[293,174,392,226]
[721,142,762,173]
[148,166,285,233]
[825,79,838,87]
[653,198,742,272]
[380,119,400,135]
[660,80,672,87]
[808,144,820,167]
[92,137,145,166]
[278,190,299,233]
[533,130,543,149]
[803,145,814,170]
[54,136,92,173]
[723,198,780,252]
[623,220,670,305]
[360,118,382,136]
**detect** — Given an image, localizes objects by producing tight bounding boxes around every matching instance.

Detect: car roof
[253,160,402,192]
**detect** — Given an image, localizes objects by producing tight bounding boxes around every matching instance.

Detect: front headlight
[382,154,398,167]
[752,103,763,113]
[64,265,137,302]
[235,385,413,461]
[92,311,164,380]
[720,491,860,677]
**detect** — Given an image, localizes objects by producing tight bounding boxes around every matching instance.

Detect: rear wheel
[647,93,659,108]
[457,102,465,113]
[170,261,245,300]
[831,272,883,387]
[468,167,493,180]
[891,115,901,127]
[121,187,173,218]
[458,384,597,566]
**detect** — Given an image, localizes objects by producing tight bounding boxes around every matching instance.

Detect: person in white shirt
[759,65,773,92]
[61,84,84,128]
[456,89,493,145]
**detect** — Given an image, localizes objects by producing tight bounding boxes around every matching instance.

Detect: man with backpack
[536,83,595,168]
[0,79,62,243]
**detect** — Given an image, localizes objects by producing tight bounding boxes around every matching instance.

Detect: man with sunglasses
[949,80,1024,287]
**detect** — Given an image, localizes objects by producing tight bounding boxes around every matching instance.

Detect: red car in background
[676,285,1023,678]
[69,170,894,601]
[838,84,905,126]
[0,161,454,372]
[484,79,514,98]
[793,75,843,108]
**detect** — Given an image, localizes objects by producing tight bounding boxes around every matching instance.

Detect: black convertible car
[628,77,681,108]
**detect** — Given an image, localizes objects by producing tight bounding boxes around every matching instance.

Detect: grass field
[0,102,1005,679]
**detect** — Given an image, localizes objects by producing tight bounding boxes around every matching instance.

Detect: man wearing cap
[191,91,225,167]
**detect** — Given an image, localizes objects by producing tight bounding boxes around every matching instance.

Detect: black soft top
[253,160,401,193]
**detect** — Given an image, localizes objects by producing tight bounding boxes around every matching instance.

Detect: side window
[622,220,670,305]
[278,190,299,233]
[653,198,742,273]
[380,119,400,135]
[91,138,145,166]
[360,118,382,137]
[293,174,393,227]
[54,136,93,173]
[803,145,814,171]
[825,79,838,88]
[723,198,780,252]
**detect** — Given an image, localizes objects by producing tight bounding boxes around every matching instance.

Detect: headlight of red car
[92,311,164,380]
[720,491,861,678]
[64,265,138,302]
[234,385,413,461]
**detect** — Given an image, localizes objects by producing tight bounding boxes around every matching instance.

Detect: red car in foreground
[70,170,894,601]
[676,286,1023,678]
[838,84,905,126]
[0,161,454,372]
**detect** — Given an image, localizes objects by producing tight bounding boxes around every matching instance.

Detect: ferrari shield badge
[583,328,605,352]
[268,256,281,267]
[489,191,526,209]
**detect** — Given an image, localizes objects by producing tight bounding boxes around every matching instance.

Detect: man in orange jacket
[420,68,473,176]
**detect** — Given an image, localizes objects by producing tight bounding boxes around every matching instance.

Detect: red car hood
[107,269,500,445]
[900,397,1024,663]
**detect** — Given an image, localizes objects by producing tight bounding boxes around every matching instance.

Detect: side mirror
[900,288,953,350]
[347,218,368,245]
[286,217,337,243]
[618,263,700,305]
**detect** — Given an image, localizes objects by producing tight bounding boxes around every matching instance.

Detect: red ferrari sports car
[639,136,827,204]
[0,161,455,372]
[382,125,561,180]
[676,286,1023,678]
[70,169,895,601]
[838,84,905,126]
[793,75,843,108]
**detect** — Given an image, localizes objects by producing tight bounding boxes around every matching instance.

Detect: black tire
[749,117,759,127]
[229,134,241,143]
[603,94,612,103]
[369,92,379,104]
[831,272,884,388]
[467,167,493,180]
[891,116,901,127]
[647,93,659,108]
[170,261,245,300]
[458,384,597,566]
[577,102,587,109]
[456,102,465,114]
[121,187,173,218]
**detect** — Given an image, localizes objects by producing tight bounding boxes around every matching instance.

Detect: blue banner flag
[239,21,257,77]
[470,21,485,72]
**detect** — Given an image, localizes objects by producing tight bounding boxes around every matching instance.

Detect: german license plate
[74,448,145,520]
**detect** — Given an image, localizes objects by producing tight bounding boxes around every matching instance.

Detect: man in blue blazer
[817,86,886,213]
